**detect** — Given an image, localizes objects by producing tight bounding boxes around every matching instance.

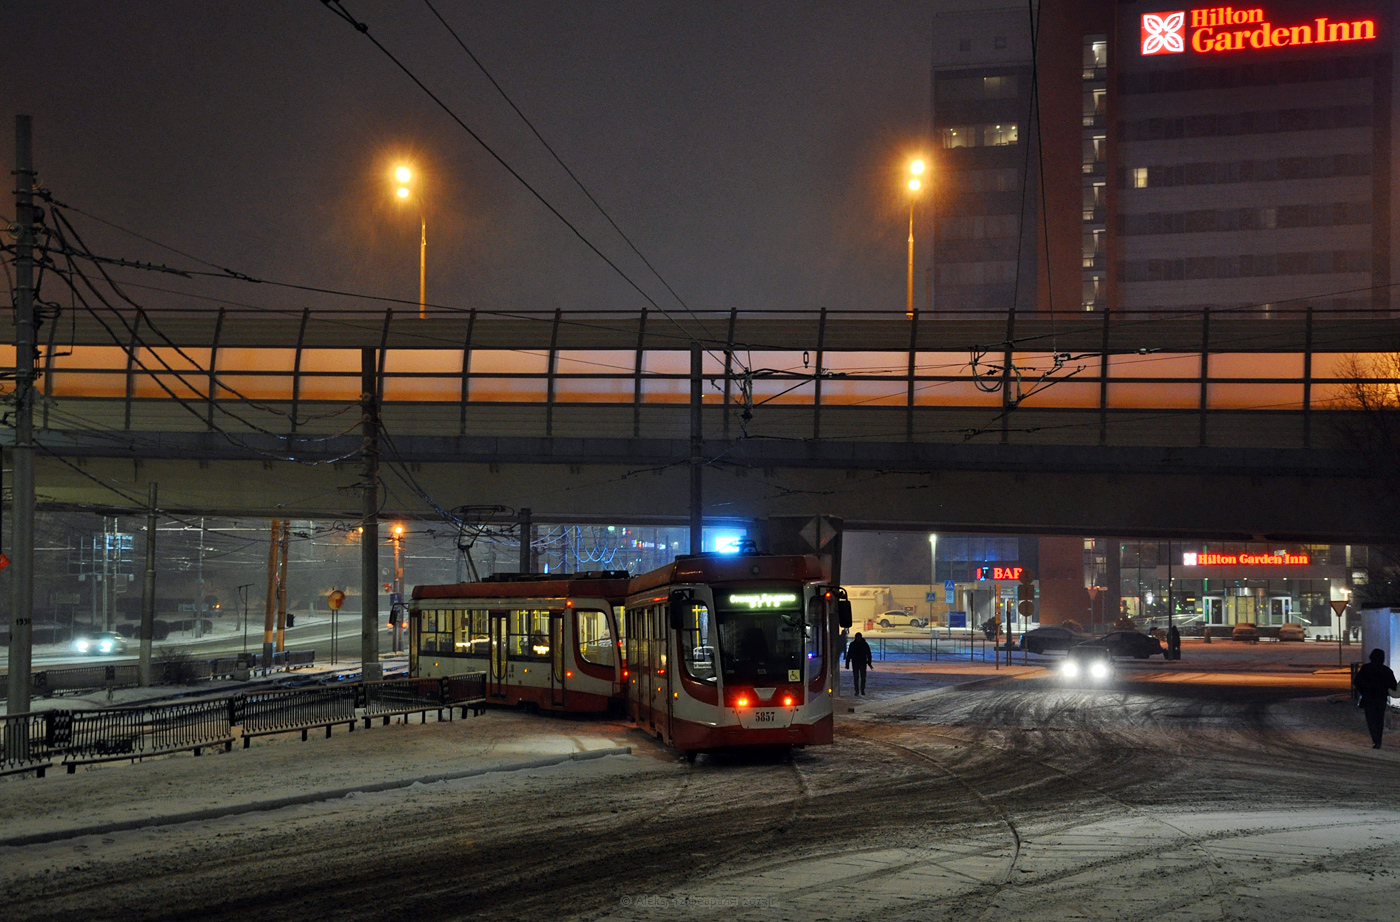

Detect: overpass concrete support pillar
[1037,536,1090,628]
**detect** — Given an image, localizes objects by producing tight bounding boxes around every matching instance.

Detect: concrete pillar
[1036,535,1091,626]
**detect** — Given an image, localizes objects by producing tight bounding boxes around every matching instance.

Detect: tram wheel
[683,751,697,764]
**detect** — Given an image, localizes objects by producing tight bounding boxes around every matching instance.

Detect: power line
[421,0,715,342]
[320,0,726,363]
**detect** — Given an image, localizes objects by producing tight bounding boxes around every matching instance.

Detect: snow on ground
[1,645,1395,922]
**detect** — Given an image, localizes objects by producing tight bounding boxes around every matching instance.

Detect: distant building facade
[930,0,1398,316]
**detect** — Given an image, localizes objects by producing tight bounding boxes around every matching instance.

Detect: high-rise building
[930,0,1397,316]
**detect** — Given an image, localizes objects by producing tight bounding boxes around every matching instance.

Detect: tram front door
[550,611,566,708]
[489,612,507,699]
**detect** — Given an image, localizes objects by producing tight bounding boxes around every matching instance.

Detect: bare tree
[1329,353,1400,606]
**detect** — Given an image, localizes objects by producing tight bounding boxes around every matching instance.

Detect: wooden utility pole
[275,519,289,651]
[262,518,279,673]
[6,115,36,721]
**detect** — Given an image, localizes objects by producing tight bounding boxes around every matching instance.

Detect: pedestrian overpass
[7,305,1398,542]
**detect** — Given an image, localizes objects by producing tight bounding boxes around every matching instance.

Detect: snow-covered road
[3,669,1396,921]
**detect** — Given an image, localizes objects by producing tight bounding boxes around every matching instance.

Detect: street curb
[0,746,632,848]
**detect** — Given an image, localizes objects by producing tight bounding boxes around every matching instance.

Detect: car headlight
[99,641,113,653]
[1061,660,1080,678]
[1089,660,1110,680]
[75,640,90,653]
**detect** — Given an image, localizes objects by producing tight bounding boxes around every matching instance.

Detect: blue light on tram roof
[711,532,745,554]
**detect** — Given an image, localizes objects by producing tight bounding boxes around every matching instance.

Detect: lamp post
[928,533,938,625]
[906,159,926,320]
[394,165,426,319]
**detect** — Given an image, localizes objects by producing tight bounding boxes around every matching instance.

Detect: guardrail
[0,650,318,701]
[0,672,487,778]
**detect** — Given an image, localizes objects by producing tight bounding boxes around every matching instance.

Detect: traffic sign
[948,611,967,629]
[925,591,937,603]
[1018,599,1037,617]
[943,580,955,591]
[327,589,346,611]
[1330,599,1349,617]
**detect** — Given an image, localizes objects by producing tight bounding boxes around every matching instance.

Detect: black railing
[0,650,318,701]
[237,686,357,738]
[1,672,487,778]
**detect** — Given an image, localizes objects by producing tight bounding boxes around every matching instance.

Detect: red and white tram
[625,553,836,757]
[409,571,630,713]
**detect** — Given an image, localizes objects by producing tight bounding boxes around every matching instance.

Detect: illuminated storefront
[1116,541,1348,629]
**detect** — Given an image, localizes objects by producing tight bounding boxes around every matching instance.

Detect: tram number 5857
[753,710,776,723]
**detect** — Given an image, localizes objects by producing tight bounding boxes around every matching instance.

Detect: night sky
[2,1,997,320]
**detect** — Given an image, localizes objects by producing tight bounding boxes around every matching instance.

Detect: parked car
[72,631,128,655]
[876,610,929,628]
[1277,622,1306,642]
[1059,644,1116,683]
[1232,622,1260,643]
[1073,630,1165,660]
[1018,624,1089,655]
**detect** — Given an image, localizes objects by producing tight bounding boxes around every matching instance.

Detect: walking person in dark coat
[845,631,873,696]
[1355,648,1398,749]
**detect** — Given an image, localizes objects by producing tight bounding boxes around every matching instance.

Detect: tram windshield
[714,587,806,684]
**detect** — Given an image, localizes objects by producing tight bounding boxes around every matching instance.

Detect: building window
[984,123,1018,146]
[983,75,1017,98]
[1133,168,1149,188]
[940,126,973,149]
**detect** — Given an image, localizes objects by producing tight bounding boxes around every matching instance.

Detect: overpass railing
[9,305,1399,450]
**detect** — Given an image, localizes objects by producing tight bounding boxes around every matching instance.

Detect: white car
[876,610,929,628]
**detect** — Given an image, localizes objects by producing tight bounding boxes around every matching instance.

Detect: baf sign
[1142,6,1378,56]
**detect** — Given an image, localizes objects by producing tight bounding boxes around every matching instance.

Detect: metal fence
[1,672,487,778]
[0,650,318,701]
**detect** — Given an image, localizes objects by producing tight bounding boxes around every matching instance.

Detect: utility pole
[7,115,36,720]
[275,519,289,651]
[138,484,157,686]
[360,349,381,681]
[689,345,703,554]
[262,518,278,674]
[194,516,205,638]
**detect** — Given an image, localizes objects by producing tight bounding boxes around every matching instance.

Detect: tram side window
[679,600,716,683]
[576,609,616,667]
[458,609,489,656]
[511,609,552,659]
[420,610,450,654]
[627,607,641,671]
[806,594,824,679]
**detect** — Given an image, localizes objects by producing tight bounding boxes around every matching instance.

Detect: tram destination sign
[1142,6,1378,56]
[726,591,800,609]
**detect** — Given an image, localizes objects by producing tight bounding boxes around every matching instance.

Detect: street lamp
[928,533,938,624]
[393,165,427,319]
[906,159,926,320]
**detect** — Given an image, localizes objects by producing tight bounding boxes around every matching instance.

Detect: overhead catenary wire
[319,0,729,367]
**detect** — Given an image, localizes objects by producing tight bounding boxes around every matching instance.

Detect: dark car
[72,631,129,655]
[1073,630,1165,660]
[1018,625,1088,655]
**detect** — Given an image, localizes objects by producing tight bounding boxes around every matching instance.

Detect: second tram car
[410,571,630,713]
[625,552,836,756]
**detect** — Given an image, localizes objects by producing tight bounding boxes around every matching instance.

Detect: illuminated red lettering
[1159,7,1379,56]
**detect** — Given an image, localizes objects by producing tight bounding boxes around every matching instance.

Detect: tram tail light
[735,696,751,708]
[781,695,795,707]
[726,687,756,709]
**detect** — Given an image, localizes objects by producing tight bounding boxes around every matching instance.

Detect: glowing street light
[906,159,926,320]
[392,164,427,319]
